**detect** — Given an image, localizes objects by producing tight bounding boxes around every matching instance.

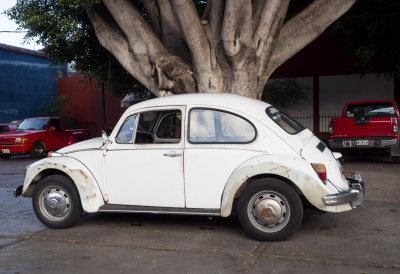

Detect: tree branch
[253,0,282,57]
[99,0,196,94]
[170,0,224,92]
[156,0,190,62]
[221,0,253,57]
[86,5,160,95]
[142,0,162,38]
[267,0,357,76]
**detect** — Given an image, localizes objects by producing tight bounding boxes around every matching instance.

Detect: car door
[45,119,68,150]
[184,107,263,209]
[104,106,186,207]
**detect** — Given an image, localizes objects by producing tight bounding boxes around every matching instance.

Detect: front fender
[220,155,351,217]
[23,156,105,213]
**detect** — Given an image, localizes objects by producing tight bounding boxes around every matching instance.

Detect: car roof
[128,93,271,115]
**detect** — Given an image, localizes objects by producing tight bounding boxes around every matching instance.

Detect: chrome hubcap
[39,187,71,221]
[248,191,290,233]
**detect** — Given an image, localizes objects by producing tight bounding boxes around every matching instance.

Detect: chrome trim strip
[99,204,220,216]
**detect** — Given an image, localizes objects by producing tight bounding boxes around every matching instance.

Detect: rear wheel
[237,178,303,241]
[393,156,400,164]
[32,175,82,228]
[30,142,45,158]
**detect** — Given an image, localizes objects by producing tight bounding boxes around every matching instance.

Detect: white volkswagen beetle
[14,94,364,241]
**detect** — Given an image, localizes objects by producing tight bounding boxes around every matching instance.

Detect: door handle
[163,152,182,157]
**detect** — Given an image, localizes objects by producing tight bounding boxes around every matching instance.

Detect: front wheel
[237,178,303,241]
[30,142,45,158]
[32,175,82,228]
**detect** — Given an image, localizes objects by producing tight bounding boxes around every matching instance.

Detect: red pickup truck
[328,100,400,163]
[0,117,89,159]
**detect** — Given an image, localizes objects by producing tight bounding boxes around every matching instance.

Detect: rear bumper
[323,173,365,208]
[329,138,398,149]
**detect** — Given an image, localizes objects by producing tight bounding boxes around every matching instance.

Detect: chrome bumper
[13,185,23,198]
[323,173,365,208]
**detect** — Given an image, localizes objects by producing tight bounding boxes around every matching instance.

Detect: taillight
[311,163,327,184]
[329,120,334,135]
[393,125,398,133]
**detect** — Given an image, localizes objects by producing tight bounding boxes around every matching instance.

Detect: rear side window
[345,102,395,118]
[189,108,256,143]
[266,107,305,135]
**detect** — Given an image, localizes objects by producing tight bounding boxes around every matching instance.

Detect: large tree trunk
[86,0,356,99]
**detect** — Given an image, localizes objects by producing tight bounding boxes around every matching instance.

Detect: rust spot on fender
[86,193,96,199]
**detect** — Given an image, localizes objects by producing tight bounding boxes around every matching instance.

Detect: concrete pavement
[0,155,399,273]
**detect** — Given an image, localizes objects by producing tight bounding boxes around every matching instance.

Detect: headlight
[15,137,28,143]
[47,151,62,157]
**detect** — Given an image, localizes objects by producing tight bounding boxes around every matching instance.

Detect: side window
[189,109,256,143]
[116,115,137,144]
[156,112,181,140]
[49,119,61,131]
[135,109,182,144]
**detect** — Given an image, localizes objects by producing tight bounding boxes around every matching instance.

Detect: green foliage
[332,0,400,78]
[37,94,78,128]
[262,79,307,110]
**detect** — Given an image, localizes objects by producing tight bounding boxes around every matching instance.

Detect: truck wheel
[237,178,303,241]
[32,175,82,228]
[393,156,400,164]
[30,142,45,158]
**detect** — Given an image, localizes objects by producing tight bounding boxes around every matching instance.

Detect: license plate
[2,149,10,153]
[356,140,368,146]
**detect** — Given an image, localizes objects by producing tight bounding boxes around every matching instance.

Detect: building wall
[58,76,124,137]
[0,45,64,123]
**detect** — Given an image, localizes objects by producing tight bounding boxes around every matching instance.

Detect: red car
[0,120,21,133]
[328,100,400,163]
[0,117,89,159]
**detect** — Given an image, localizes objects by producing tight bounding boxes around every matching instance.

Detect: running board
[99,204,220,216]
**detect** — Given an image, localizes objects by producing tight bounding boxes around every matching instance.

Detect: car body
[14,94,364,240]
[0,117,89,159]
[328,100,400,163]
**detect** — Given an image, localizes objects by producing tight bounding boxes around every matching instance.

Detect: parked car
[328,100,400,163]
[0,120,21,133]
[0,117,89,159]
[14,94,364,241]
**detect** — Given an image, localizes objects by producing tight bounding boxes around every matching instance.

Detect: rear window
[266,107,305,135]
[345,102,395,118]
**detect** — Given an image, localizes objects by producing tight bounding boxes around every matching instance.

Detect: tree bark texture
[86,0,357,99]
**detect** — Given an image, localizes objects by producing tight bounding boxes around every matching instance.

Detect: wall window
[189,108,256,143]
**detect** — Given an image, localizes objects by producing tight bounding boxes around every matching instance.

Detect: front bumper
[329,138,397,149]
[0,143,33,155]
[323,173,365,208]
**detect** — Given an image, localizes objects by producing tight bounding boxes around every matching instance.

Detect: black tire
[32,175,82,228]
[30,142,45,158]
[393,156,400,164]
[237,178,303,241]
[0,155,11,159]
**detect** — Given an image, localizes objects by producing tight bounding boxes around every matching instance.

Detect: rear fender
[220,155,351,217]
[23,156,105,213]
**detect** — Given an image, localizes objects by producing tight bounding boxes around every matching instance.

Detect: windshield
[345,102,395,117]
[17,119,48,130]
[266,107,305,135]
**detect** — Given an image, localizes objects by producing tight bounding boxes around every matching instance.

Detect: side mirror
[101,130,109,145]
[49,126,56,132]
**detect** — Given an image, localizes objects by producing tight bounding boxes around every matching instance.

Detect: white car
[14,94,364,241]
